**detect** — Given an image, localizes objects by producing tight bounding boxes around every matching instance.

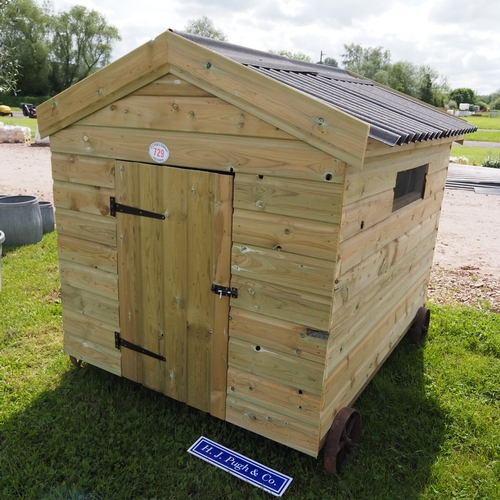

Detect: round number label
[149,142,170,163]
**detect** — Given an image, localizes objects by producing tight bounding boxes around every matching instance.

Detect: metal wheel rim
[409,306,431,345]
[69,355,83,368]
[324,407,362,475]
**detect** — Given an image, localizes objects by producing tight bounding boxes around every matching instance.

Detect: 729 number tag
[149,142,170,163]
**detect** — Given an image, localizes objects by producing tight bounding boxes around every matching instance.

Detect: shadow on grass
[0,335,445,500]
[343,336,447,498]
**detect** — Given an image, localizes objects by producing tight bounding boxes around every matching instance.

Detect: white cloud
[429,0,500,24]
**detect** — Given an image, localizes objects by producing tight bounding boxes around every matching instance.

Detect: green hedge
[0,95,51,107]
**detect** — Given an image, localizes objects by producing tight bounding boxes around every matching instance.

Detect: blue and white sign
[188,436,293,497]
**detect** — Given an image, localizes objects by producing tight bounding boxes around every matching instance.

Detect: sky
[50,0,500,96]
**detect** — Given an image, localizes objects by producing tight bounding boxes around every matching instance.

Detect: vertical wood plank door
[116,161,233,418]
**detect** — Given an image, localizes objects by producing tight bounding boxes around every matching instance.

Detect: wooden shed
[37,30,476,472]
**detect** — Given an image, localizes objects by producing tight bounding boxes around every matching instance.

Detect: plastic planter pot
[0,230,4,292]
[0,195,43,246]
[39,201,55,233]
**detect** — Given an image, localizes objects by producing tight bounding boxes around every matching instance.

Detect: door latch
[211,284,238,299]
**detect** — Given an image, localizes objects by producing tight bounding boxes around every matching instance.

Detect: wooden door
[115,161,233,418]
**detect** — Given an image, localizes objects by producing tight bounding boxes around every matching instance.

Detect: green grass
[463,115,500,130]
[1,234,500,499]
[0,116,38,140]
[453,114,500,163]
[465,130,500,142]
[449,146,500,166]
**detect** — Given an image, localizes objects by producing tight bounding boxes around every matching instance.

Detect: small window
[392,165,427,212]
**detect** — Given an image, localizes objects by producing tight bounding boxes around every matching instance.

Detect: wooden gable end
[49,73,344,183]
[38,30,370,169]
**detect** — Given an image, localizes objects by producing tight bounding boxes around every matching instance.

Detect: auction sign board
[188,436,293,496]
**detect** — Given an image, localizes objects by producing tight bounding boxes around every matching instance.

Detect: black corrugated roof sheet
[174,31,477,147]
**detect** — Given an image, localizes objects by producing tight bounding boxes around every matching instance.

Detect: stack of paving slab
[446,164,500,195]
[0,122,31,143]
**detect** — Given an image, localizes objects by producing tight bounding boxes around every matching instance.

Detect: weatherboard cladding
[175,31,477,147]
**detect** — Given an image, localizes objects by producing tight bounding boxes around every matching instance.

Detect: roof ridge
[170,29,361,82]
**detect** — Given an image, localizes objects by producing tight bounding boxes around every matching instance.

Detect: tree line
[1,9,499,111]
[0,0,120,96]
[187,17,500,110]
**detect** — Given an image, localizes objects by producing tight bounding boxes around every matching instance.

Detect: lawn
[1,233,499,499]
[455,114,500,165]
[463,114,500,130]
[0,116,38,140]
[450,146,500,166]
[465,130,500,142]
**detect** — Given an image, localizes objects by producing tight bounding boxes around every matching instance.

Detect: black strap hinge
[115,332,166,362]
[110,197,165,220]
[211,284,238,298]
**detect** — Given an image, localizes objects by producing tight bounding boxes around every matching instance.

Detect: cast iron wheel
[324,407,362,475]
[409,306,431,345]
[69,355,83,368]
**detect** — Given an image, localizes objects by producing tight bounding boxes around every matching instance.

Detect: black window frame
[392,164,427,212]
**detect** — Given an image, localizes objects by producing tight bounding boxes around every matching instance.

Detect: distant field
[465,130,500,142]
[450,146,500,165]
[463,114,500,130]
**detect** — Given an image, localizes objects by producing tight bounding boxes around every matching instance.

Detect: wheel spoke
[69,356,83,368]
[324,407,362,475]
[409,306,431,345]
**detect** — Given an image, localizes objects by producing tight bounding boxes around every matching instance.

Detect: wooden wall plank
[333,216,439,309]
[229,308,327,364]
[115,162,141,385]
[228,338,323,396]
[65,333,121,376]
[233,209,338,261]
[58,234,117,274]
[50,125,342,182]
[79,95,295,140]
[155,165,188,402]
[227,367,321,427]
[226,394,319,456]
[132,74,213,97]
[363,141,451,170]
[232,243,334,298]
[140,168,171,395]
[337,189,443,275]
[231,276,331,331]
[52,153,115,188]
[59,260,118,299]
[63,308,117,351]
[56,208,116,246]
[340,189,393,242]
[424,167,449,198]
[234,173,343,223]
[327,248,433,376]
[53,180,114,217]
[61,284,119,327]
[328,234,434,355]
[185,169,215,412]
